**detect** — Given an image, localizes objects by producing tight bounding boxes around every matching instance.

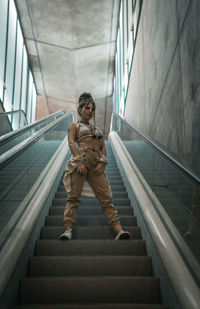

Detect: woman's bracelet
[74,154,82,160]
[71,154,84,165]
[99,155,108,165]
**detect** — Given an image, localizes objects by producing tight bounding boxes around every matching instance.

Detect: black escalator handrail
[0,112,74,169]
[0,110,65,144]
[0,109,28,124]
[111,112,200,184]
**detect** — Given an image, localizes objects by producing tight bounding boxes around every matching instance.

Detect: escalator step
[55,191,128,198]
[29,256,153,276]
[41,226,141,240]
[58,184,126,192]
[36,239,146,256]
[45,215,137,227]
[14,304,170,309]
[49,206,133,216]
[20,277,161,304]
[52,198,131,206]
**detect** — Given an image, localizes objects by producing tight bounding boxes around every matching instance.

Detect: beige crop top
[77,122,103,141]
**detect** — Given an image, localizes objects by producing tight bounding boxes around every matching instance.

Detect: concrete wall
[36,94,112,140]
[124,0,200,178]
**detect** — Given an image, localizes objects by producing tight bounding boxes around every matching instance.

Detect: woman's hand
[94,163,105,176]
[77,162,87,176]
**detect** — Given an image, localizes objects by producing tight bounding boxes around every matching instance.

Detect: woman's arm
[68,123,80,157]
[68,123,87,175]
[94,138,107,176]
[101,139,107,157]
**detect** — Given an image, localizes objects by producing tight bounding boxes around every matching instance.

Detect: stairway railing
[0,109,28,124]
[111,112,200,183]
[0,112,74,296]
[109,130,200,309]
[110,112,200,285]
[0,110,65,155]
[0,109,28,137]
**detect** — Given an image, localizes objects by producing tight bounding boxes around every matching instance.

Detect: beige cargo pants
[63,147,120,230]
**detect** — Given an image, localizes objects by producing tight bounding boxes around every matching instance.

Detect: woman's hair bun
[79,92,94,103]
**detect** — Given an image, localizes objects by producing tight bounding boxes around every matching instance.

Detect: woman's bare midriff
[78,136,102,152]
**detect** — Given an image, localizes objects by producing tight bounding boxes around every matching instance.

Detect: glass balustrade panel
[0,113,73,249]
[111,113,200,274]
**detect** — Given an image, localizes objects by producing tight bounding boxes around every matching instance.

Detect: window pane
[12,113,20,130]
[0,79,4,102]
[134,0,140,39]
[124,63,128,98]
[123,0,128,51]
[119,94,125,116]
[4,89,13,112]
[128,32,134,72]
[13,21,23,111]
[0,0,8,83]
[127,0,133,43]
[21,46,28,114]
[31,84,37,122]
[26,72,33,123]
[119,3,124,79]
[5,0,17,107]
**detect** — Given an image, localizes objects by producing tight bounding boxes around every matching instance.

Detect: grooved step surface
[14,305,170,309]
[36,239,146,256]
[41,226,141,240]
[52,198,131,206]
[20,277,161,304]
[29,256,152,276]
[49,206,133,216]
[58,184,126,191]
[45,215,137,226]
[55,191,128,198]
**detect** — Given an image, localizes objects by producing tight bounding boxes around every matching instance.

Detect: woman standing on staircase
[59,92,130,240]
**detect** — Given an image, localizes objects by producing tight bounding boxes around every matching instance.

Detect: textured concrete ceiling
[15,0,120,137]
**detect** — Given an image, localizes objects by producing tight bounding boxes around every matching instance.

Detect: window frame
[0,0,37,125]
[113,0,143,117]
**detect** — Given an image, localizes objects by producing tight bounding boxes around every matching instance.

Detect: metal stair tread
[45,215,137,226]
[13,304,170,309]
[29,255,153,276]
[36,238,146,255]
[49,206,133,216]
[41,226,141,240]
[20,276,161,304]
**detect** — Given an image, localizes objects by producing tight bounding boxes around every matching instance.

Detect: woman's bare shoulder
[69,122,79,130]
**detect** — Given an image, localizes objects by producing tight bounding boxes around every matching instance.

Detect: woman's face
[80,103,95,122]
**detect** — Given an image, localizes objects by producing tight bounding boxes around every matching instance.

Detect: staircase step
[58,184,126,192]
[55,191,128,198]
[14,304,170,309]
[49,206,133,216]
[107,176,122,181]
[41,226,141,240]
[20,277,161,304]
[105,169,121,173]
[45,215,137,227]
[105,169,120,172]
[36,239,146,256]
[60,176,124,184]
[52,198,130,206]
[29,256,152,276]
[107,162,117,165]
[106,173,122,178]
